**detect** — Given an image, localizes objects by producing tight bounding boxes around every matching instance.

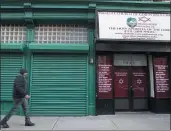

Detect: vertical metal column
[169,46,171,117]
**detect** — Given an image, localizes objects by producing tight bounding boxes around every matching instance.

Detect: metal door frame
[114,53,150,112]
[113,66,130,111]
[130,66,149,111]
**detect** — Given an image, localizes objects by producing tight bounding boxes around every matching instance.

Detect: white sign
[98,12,170,41]
[114,54,147,66]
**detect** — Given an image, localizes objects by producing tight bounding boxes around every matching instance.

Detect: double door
[114,66,148,111]
[114,54,149,111]
[96,54,149,113]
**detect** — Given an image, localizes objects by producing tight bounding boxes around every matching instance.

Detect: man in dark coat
[0,68,35,128]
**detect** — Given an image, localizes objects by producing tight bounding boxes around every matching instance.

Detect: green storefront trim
[28,43,89,53]
[88,27,96,115]
[1,1,170,22]
[0,43,24,52]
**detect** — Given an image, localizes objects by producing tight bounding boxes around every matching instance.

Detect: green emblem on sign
[127,17,137,28]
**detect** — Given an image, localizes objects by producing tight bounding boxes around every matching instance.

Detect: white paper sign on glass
[98,12,170,41]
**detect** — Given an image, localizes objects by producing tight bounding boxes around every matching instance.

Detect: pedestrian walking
[0,68,35,128]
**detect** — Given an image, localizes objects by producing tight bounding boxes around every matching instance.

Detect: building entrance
[96,54,150,114]
[114,66,148,111]
[114,54,149,111]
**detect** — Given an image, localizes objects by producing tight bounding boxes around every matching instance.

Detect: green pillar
[24,2,35,113]
[20,3,34,115]
[24,2,34,78]
[25,24,34,72]
[19,24,34,116]
[25,24,34,108]
[88,24,96,115]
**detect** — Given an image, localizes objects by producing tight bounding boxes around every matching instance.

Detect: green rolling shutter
[30,54,88,116]
[0,53,23,113]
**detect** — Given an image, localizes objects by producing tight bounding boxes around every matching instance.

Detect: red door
[131,67,148,98]
[114,66,148,111]
[114,67,129,98]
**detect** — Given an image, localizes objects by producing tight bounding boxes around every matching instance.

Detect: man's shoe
[25,121,35,126]
[0,122,9,128]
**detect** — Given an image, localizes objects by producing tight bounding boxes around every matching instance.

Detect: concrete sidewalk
[1,113,170,130]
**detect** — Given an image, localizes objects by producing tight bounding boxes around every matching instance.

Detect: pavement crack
[110,119,119,129]
[52,117,60,130]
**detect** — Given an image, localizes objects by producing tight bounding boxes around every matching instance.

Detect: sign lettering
[97,56,113,99]
[98,12,170,41]
[154,57,169,98]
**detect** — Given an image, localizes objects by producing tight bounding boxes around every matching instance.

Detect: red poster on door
[132,67,147,97]
[97,55,113,99]
[114,67,129,98]
[154,57,169,98]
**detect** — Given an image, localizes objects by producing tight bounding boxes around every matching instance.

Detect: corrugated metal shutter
[0,53,23,113]
[30,54,88,116]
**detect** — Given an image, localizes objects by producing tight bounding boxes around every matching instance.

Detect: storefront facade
[0,0,170,116]
[96,11,171,114]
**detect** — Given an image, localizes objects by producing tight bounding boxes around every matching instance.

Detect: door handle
[129,86,134,97]
[131,87,134,97]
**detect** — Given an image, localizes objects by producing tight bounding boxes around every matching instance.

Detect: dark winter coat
[13,75,27,99]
